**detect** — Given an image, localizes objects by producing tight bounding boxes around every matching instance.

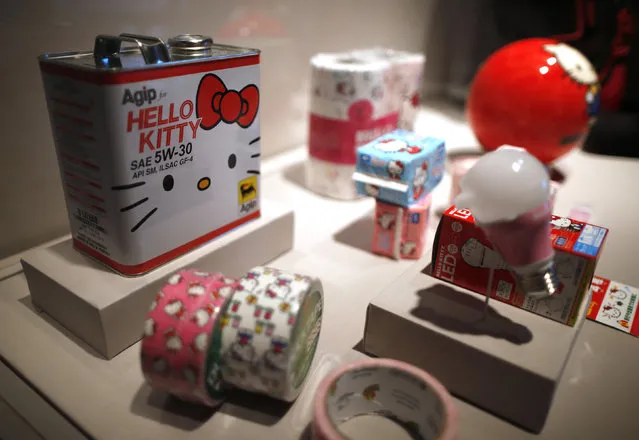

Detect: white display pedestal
[363,268,590,433]
[20,200,294,359]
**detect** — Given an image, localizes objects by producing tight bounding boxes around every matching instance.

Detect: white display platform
[20,200,295,359]
[363,268,590,433]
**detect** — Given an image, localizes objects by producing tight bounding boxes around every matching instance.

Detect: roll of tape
[220,266,324,401]
[352,48,425,131]
[307,52,398,200]
[140,270,240,407]
[313,358,457,440]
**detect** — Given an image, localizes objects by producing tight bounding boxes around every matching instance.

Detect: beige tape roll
[219,266,324,401]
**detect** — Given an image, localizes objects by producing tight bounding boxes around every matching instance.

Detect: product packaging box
[432,206,608,326]
[352,129,445,207]
[373,194,432,260]
[588,276,639,337]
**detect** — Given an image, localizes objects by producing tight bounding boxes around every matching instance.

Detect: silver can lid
[167,34,214,54]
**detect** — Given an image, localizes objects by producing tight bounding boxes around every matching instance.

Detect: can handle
[94,33,171,67]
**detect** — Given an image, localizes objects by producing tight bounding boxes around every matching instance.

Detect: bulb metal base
[516,263,561,298]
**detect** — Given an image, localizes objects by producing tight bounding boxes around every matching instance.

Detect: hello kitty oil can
[38,34,261,276]
[352,129,445,207]
[373,194,432,260]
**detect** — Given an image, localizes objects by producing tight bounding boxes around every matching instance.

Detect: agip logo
[238,176,258,214]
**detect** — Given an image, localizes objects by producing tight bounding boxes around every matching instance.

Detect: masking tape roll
[140,270,240,407]
[312,358,458,440]
[220,266,324,402]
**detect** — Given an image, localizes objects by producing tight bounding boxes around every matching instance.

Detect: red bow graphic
[196,74,259,130]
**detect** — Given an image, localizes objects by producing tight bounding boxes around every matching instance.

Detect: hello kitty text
[127,100,202,153]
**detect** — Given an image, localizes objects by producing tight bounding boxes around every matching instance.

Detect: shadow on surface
[17,296,104,359]
[129,384,215,430]
[219,388,293,426]
[282,161,306,189]
[332,211,374,253]
[129,383,292,429]
[299,423,314,439]
[410,283,533,345]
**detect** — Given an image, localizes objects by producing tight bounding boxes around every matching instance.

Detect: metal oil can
[39,34,261,276]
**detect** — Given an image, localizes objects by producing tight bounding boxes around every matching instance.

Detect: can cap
[168,34,214,58]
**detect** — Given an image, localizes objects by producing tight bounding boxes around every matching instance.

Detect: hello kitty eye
[228,154,237,169]
[163,175,174,191]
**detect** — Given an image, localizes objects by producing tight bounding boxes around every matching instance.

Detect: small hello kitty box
[352,129,446,207]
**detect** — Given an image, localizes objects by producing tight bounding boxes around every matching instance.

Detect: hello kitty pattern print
[140,270,240,407]
[219,266,324,402]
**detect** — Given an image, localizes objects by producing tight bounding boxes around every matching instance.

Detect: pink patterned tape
[313,358,458,440]
[140,270,240,407]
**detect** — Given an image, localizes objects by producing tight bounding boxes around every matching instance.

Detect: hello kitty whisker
[249,137,260,145]
[120,197,149,212]
[131,207,158,233]
[246,170,260,175]
[250,153,260,158]
[111,181,146,191]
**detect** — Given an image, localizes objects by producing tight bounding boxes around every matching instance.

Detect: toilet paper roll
[220,266,324,401]
[140,270,240,407]
[307,52,399,199]
[312,358,458,440]
[353,48,426,131]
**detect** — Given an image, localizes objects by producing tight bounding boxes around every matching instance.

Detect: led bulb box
[431,206,608,326]
[362,205,607,433]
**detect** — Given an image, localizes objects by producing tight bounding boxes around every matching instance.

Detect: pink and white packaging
[312,358,458,440]
[140,270,240,407]
[373,195,432,260]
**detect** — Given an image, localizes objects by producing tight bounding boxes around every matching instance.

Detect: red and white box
[432,206,608,326]
[372,194,431,260]
[588,276,639,337]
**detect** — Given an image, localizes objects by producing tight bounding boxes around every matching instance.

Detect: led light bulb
[455,146,559,298]
[461,238,509,270]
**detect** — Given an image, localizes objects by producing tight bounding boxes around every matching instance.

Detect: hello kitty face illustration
[377,212,396,230]
[551,217,572,229]
[364,184,380,197]
[187,282,206,297]
[412,162,428,196]
[265,279,292,299]
[164,328,183,351]
[263,337,289,370]
[191,305,215,327]
[151,356,169,374]
[167,274,183,285]
[387,160,404,179]
[110,128,260,242]
[240,276,258,292]
[543,43,598,86]
[182,365,199,385]
[164,299,186,319]
[228,328,256,363]
[143,318,156,337]
[602,304,622,319]
[190,333,208,353]
[401,241,417,255]
[333,73,356,98]
[149,291,164,311]
[193,271,210,278]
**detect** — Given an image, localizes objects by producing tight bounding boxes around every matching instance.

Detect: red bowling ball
[467,38,600,165]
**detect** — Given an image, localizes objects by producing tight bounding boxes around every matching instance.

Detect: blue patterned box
[352,130,446,207]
